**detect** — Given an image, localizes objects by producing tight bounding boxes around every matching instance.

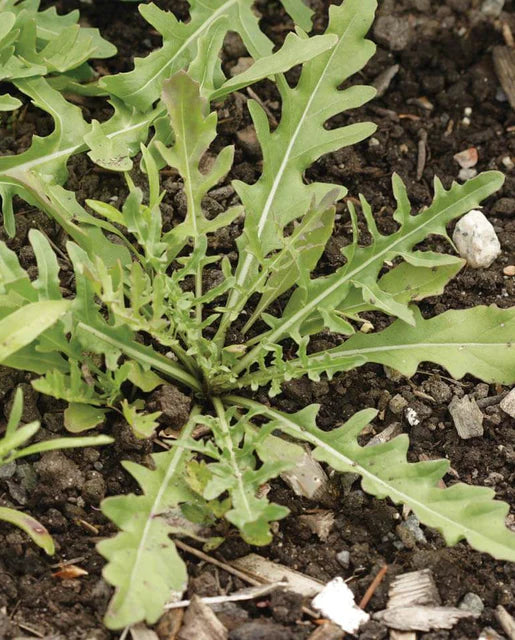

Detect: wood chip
[448,395,484,439]
[390,632,417,640]
[372,64,400,97]
[178,595,228,640]
[496,605,515,640]
[493,46,515,110]
[374,606,477,631]
[387,570,440,609]
[308,622,345,640]
[230,554,324,598]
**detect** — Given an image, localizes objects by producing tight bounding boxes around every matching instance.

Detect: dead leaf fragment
[178,595,228,640]
[298,511,335,541]
[52,565,88,580]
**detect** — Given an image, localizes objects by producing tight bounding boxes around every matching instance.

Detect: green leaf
[29,229,62,300]
[0,0,115,98]
[315,305,515,384]
[236,305,515,391]
[0,506,54,554]
[157,72,236,258]
[208,399,290,545]
[12,434,113,460]
[99,409,200,629]
[101,0,275,111]
[85,120,134,172]
[64,403,108,433]
[0,300,70,362]
[209,30,337,101]
[280,0,314,31]
[230,398,515,562]
[243,197,337,333]
[0,93,21,110]
[121,399,161,439]
[217,0,377,341]
[0,78,160,239]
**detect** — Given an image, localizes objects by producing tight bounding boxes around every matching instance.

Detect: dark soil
[0,0,514,638]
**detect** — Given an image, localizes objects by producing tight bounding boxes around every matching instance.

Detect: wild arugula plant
[0,0,116,111]
[0,0,514,631]
[0,388,111,553]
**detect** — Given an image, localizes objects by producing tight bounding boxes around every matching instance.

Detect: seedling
[0,0,513,631]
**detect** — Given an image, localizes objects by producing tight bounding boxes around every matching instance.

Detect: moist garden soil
[0,0,514,638]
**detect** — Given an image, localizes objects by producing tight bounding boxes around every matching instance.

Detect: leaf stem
[77,322,202,393]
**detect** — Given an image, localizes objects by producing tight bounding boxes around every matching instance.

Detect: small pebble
[459,592,484,616]
[481,0,505,17]
[454,147,478,169]
[336,550,351,569]
[458,167,477,181]
[503,265,515,276]
[405,407,420,427]
[389,394,408,415]
[452,210,501,268]
[373,15,413,51]
[502,156,514,170]
[500,388,515,418]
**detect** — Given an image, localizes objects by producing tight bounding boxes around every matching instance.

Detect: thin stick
[175,540,318,618]
[175,540,263,586]
[358,565,388,610]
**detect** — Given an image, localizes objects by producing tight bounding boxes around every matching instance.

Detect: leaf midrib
[234,12,359,293]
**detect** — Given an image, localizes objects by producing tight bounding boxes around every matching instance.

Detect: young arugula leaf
[0,78,161,238]
[98,409,200,629]
[228,398,515,562]
[103,0,319,110]
[157,72,240,262]
[216,0,378,343]
[0,0,116,109]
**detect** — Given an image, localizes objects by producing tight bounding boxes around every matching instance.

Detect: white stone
[312,577,369,633]
[500,388,515,418]
[452,210,501,269]
[481,0,505,17]
[458,167,477,181]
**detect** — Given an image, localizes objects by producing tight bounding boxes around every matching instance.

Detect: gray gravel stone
[373,16,413,51]
[459,592,484,615]
[449,395,484,439]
